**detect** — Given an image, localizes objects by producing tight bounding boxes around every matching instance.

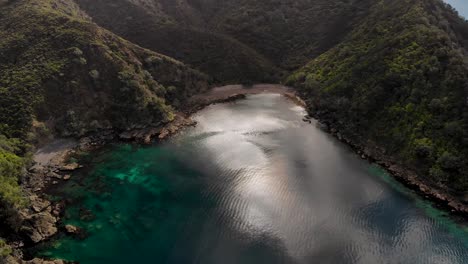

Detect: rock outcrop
[20,212,57,244]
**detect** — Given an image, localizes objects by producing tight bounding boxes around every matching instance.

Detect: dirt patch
[32,139,77,170]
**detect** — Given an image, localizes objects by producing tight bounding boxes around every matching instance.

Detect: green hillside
[288,0,468,192]
[0,0,209,235]
[75,0,281,83]
[2,0,468,261]
[73,0,372,83]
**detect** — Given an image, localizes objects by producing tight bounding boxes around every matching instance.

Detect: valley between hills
[2,0,468,262]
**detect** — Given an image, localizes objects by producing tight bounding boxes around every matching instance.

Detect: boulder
[60,163,80,171]
[64,225,78,234]
[21,212,57,243]
[79,208,95,222]
[64,225,87,240]
[48,172,62,179]
[2,255,20,264]
[51,202,64,217]
[29,196,51,213]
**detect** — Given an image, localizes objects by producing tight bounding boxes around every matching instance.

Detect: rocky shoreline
[4,84,302,264]
[6,84,467,263]
[304,113,468,219]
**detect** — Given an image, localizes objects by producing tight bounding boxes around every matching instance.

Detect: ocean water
[40,94,468,263]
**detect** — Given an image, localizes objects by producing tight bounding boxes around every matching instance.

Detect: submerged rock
[78,208,95,222]
[64,225,87,240]
[64,225,78,234]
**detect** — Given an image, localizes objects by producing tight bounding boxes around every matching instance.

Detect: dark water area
[41,94,468,263]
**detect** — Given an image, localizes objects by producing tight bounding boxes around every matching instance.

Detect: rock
[28,165,45,174]
[51,202,65,217]
[60,163,80,171]
[158,128,170,139]
[63,175,71,180]
[143,134,152,144]
[64,225,87,240]
[317,122,329,131]
[79,208,95,222]
[29,196,51,213]
[21,212,57,243]
[336,132,343,140]
[223,94,246,103]
[118,131,133,140]
[23,258,64,264]
[64,224,78,234]
[2,255,21,264]
[48,172,62,179]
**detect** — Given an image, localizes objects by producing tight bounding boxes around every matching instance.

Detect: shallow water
[42,94,468,263]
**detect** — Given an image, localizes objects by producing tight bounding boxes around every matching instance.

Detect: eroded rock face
[29,196,51,214]
[20,212,57,244]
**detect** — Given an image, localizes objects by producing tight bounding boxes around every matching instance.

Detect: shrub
[89,70,100,79]
[0,149,24,207]
[413,138,433,158]
[0,238,11,258]
[437,151,460,170]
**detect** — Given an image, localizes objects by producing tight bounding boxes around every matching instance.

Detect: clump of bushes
[0,238,12,258]
[0,136,25,208]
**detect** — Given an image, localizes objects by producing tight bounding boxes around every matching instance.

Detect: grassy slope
[287,0,468,192]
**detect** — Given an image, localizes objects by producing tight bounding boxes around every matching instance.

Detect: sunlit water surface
[41,94,468,263]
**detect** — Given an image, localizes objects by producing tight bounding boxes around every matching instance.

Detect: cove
[38,94,468,263]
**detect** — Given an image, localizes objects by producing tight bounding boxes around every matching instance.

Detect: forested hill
[2,0,468,261]
[0,0,208,251]
[0,0,210,141]
[288,0,468,193]
[72,0,372,83]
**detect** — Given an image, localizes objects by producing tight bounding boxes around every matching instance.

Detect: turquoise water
[40,94,468,263]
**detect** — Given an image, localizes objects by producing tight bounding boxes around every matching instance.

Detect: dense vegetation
[288,0,468,193]
[0,0,209,246]
[72,0,372,83]
[2,0,468,260]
